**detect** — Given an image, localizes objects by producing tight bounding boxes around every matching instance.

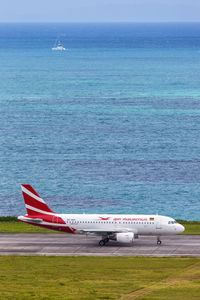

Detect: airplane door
[156,221,162,230]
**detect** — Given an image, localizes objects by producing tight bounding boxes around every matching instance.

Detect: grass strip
[0,256,200,300]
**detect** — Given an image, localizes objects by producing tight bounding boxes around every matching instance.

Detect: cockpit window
[168,220,177,224]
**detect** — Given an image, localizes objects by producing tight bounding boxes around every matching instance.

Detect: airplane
[18,184,185,246]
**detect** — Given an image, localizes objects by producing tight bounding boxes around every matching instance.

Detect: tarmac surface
[0,233,200,256]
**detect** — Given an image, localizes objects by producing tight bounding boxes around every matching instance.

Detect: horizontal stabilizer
[18,216,43,223]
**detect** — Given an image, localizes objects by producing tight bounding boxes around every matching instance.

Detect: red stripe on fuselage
[19,219,75,233]
[24,214,66,225]
[42,215,66,224]
[23,193,54,213]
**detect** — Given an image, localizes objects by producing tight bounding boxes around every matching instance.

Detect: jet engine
[116,232,134,243]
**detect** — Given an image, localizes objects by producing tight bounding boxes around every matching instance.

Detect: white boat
[52,41,66,51]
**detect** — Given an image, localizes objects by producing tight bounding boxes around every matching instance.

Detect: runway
[0,234,200,256]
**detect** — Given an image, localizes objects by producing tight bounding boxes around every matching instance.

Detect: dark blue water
[1,23,200,219]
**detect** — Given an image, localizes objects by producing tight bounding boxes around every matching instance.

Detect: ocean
[1,22,200,219]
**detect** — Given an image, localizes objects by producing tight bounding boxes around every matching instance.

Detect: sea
[1,22,200,220]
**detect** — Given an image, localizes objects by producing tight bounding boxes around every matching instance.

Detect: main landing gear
[99,237,109,246]
[157,237,162,245]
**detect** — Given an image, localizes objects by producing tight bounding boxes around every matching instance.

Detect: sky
[1,0,200,23]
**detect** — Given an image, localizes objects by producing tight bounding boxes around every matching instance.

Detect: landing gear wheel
[157,239,162,245]
[99,240,105,247]
[104,237,109,244]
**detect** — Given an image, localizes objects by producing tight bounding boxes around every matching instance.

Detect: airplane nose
[177,224,185,233]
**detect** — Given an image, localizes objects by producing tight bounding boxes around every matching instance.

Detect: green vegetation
[0,217,58,233]
[177,220,200,235]
[0,216,17,222]
[0,221,57,233]
[0,256,200,299]
[0,217,200,234]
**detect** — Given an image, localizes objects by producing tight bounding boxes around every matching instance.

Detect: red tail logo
[21,184,55,216]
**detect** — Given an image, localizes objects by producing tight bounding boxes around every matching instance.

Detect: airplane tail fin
[21,184,55,215]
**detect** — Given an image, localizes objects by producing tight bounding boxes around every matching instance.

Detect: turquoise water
[1,23,200,219]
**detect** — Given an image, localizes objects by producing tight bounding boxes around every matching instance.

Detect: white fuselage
[19,213,184,237]
[59,214,184,235]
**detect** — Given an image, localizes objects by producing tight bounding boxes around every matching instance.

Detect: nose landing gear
[157,237,162,245]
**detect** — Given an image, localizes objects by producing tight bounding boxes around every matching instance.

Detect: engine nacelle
[116,232,134,243]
